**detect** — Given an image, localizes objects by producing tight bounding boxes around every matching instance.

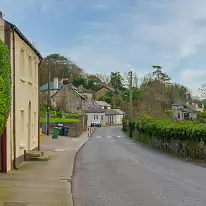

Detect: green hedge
[0,39,12,135]
[127,115,206,142]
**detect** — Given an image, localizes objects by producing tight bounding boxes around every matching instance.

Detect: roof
[5,20,42,60]
[95,101,111,107]
[96,85,116,93]
[171,102,187,107]
[105,109,124,116]
[85,100,105,113]
[40,81,63,91]
[49,84,86,100]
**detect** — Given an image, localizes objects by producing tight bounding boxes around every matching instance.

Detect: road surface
[73,126,206,206]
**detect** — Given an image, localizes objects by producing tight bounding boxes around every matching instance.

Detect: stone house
[0,13,42,172]
[78,85,93,100]
[105,109,124,125]
[171,102,199,120]
[95,85,116,100]
[50,83,86,114]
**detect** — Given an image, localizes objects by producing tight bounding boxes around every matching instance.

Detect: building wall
[86,113,105,126]
[50,85,85,114]
[95,87,109,100]
[13,32,40,162]
[0,18,5,41]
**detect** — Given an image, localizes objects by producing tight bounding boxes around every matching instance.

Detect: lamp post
[46,66,50,135]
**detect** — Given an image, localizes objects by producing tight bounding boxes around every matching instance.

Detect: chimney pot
[0,11,3,19]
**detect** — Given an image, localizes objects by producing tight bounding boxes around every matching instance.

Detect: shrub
[133,115,206,142]
[0,39,12,135]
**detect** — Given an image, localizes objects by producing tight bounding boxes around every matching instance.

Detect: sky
[1,0,206,96]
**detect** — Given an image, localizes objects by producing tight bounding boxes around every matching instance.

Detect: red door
[0,128,7,172]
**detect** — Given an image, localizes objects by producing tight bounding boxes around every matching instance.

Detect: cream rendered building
[0,14,42,172]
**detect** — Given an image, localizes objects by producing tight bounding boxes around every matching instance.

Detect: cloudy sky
[1,0,206,95]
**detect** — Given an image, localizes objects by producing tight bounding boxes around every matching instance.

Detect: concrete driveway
[73,126,206,206]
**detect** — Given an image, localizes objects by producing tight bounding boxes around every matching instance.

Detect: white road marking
[107,136,112,138]
[130,157,141,163]
[125,142,136,144]
[96,136,102,139]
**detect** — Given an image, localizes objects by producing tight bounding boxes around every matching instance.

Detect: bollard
[88,127,90,137]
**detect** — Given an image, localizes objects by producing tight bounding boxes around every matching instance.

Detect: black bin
[64,126,69,136]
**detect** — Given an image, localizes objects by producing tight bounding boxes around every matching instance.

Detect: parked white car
[91,120,102,127]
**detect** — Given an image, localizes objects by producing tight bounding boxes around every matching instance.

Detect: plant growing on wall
[0,39,12,135]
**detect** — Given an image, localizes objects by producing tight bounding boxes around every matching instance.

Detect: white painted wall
[86,113,105,126]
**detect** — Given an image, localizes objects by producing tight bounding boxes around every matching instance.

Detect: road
[73,126,206,206]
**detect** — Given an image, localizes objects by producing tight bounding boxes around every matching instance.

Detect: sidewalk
[0,131,89,206]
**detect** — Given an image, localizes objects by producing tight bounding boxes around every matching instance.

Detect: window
[177,113,180,119]
[20,49,25,76]
[96,115,98,120]
[34,62,37,85]
[21,110,24,135]
[29,56,32,81]
[101,115,103,121]
[94,115,95,120]
[34,112,36,137]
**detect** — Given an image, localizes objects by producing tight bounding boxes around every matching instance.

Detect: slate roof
[105,109,124,116]
[95,101,111,107]
[85,100,105,113]
[40,81,63,91]
[96,85,116,92]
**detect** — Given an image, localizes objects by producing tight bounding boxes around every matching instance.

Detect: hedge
[0,39,12,136]
[127,115,206,142]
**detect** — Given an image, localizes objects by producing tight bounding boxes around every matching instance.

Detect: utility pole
[46,66,50,135]
[129,70,133,117]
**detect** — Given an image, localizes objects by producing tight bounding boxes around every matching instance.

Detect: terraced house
[0,13,42,172]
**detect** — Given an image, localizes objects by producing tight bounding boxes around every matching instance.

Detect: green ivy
[0,39,12,136]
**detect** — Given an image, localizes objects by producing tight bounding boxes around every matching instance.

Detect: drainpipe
[38,59,42,151]
[12,27,17,169]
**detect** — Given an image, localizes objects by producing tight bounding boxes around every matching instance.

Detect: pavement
[73,126,206,206]
[0,131,90,206]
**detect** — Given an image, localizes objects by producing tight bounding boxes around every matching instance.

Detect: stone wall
[40,121,83,137]
[124,125,206,159]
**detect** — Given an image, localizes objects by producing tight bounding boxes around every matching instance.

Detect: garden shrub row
[123,114,206,142]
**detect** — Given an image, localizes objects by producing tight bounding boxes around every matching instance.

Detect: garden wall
[40,121,83,137]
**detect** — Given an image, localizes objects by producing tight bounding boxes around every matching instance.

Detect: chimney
[53,77,58,89]
[79,84,83,93]
[0,11,3,19]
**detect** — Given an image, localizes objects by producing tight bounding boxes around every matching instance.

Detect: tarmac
[0,131,90,206]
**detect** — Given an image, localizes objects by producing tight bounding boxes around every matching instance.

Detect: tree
[95,73,110,84]
[40,54,84,85]
[121,89,143,102]
[123,69,139,88]
[152,65,171,84]
[110,72,123,90]
[86,75,102,90]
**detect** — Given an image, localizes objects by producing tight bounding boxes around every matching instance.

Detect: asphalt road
[73,126,206,206]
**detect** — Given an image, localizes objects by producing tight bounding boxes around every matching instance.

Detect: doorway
[28,101,31,151]
[0,129,7,172]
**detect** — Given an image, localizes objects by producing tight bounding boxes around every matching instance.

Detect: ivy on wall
[0,39,12,136]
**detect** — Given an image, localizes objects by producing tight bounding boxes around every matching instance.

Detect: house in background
[95,84,116,100]
[85,100,105,126]
[78,84,93,100]
[95,101,111,110]
[105,109,124,125]
[40,77,63,97]
[0,13,42,172]
[171,102,199,120]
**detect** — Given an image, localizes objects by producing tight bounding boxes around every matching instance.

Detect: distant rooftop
[40,81,63,91]
[95,101,111,107]
[85,100,105,113]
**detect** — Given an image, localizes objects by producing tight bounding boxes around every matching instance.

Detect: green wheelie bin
[53,127,60,139]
